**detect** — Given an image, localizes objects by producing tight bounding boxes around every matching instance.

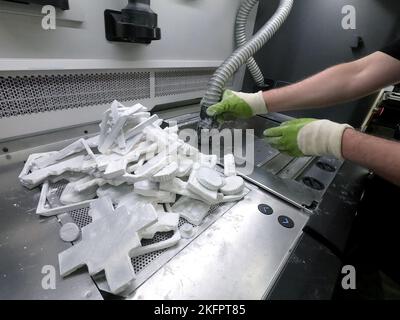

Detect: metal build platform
[0,109,369,300]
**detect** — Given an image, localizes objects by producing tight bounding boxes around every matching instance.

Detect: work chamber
[0,0,372,300]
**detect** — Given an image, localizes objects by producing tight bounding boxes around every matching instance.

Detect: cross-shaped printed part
[58,197,157,294]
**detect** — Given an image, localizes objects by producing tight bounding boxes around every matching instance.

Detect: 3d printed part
[59,223,80,242]
[196,167,224,191]
[220,176,245,196]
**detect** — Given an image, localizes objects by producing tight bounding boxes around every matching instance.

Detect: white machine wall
[0,0,253,140]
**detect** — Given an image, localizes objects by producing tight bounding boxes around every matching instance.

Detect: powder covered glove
[264,118,353,159]
[206,90,268,123]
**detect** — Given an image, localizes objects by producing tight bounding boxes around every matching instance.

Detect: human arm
[342,129,400,186]
[265,51,400,112]
[207,51,400,119]
[264,118,400,186]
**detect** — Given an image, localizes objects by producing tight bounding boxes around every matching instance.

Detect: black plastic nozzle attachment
[105,0,161,44]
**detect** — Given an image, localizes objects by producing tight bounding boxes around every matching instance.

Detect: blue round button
[258,204,273,215]
[278,216,294,229]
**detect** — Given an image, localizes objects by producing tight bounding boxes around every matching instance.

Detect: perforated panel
[49,176,241,289]
[70,207,93,228]
[67,205,174,274]
[0,72,151,118]
[155,69,215,97]
[66,203,222,275]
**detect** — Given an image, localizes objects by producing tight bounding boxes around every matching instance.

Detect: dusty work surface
[0,159,308,300]
[0,161,103,300]
[0,111,320,300]
[128,185,308,300]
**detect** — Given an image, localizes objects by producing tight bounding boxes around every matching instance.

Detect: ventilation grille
[155,69,215,97]
[0,72,151,118]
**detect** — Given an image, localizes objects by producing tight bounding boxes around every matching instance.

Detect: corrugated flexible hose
[199,0,294,130]
[235,0,265,87]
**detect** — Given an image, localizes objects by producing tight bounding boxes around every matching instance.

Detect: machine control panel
[259,204,295,228]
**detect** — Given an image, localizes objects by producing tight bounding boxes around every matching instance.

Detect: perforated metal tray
[50,180,249,296]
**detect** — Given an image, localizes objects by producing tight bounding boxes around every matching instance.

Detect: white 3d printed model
[58,197,157,294]
[19,100,249,295]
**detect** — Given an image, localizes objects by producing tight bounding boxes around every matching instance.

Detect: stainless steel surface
[0,121,308,300]
[0,123,100,164]
[241,166,319,210]
[0,161,102,300]
[261,153,294,174]
[53,186,249,296]
[278,157,313,180]
[253,136,280,167]
[128,185,308,300]
[260,112,295,124]
[0,109,344,299]
[296,157,344,192]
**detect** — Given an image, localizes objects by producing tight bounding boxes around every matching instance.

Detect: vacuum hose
[199,0,294,129]
[235,0,265,87]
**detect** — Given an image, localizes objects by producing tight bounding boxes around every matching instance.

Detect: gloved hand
[264,118,353,159]
[206,90,268,123]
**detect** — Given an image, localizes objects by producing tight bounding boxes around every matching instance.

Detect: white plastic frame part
[134,180,173,199]
[139,212,180,240]
[98,101,148,154]
[197,154,218,169]
[32,139,86,170]
[151,161,179,183]
[171,196,212,226]
[218,188,249,203]
[176,157,194,178]
[224,154,237,177]
[20,155,97,189]
[36,181,96,217]
[125,115,160,140]
[18,152,56,184]
[60,178,98,205]
[132,229,181,258]
[160,178,204,201]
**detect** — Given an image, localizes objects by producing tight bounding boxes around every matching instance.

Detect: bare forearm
[264,52,400,113]
[342,129,400,186]
[264,63,363,112]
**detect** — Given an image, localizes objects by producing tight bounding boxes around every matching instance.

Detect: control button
[278,216,294,229]
[302,176,325,191]
[316,161,336,173]
[258,204,273,215]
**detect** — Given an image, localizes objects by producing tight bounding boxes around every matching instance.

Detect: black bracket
[105,10,161,44]
[4,0,69,10]
[104,1,161,45]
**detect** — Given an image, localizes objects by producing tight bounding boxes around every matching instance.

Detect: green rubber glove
[264,118,353,159]
[264,119,317,157]
[206,90,268,123]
